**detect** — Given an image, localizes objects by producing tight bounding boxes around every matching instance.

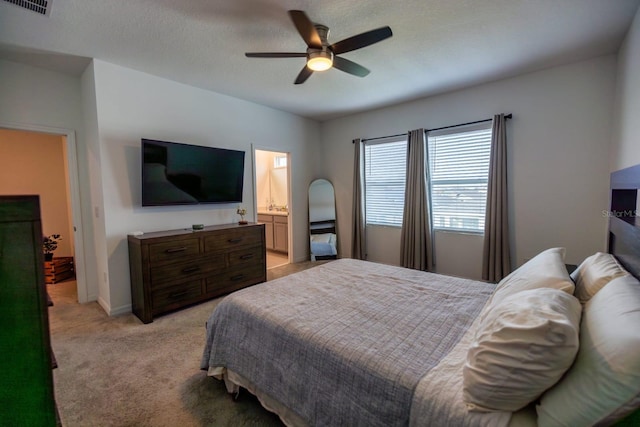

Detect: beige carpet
[48,261,326,426]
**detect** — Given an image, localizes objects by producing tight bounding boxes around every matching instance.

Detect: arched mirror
[308,179,338,261]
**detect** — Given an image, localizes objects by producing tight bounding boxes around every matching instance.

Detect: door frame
[251,145,292,264]
[0,121,88,302]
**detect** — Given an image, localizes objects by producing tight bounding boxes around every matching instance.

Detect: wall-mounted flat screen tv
[142,138,245,206]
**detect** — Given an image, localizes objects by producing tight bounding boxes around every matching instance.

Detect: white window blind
[428,124,492,233]
[364,138,407,226]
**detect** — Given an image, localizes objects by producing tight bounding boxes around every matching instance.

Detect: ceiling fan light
[307,50,333,71]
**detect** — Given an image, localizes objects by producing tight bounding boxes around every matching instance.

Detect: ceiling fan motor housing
[244,10,393,83]
[314,24,330,45]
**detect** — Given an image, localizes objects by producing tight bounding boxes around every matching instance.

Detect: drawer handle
[165,247,187,253]
[230,274,245,281]
[169,290,189,299]
[228,238,243,244]
[182,266,200,274]
[240,254,253,260]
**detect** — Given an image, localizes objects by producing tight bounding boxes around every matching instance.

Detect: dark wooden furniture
[0,195,57,426]
[44,256,75,284]
[128,222,266,323]
[608,164,640,427]
[609,163,640,279]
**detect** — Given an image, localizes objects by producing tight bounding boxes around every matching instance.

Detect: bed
[201,165,640,426]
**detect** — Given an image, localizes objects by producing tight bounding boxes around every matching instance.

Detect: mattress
[200,259,515,426]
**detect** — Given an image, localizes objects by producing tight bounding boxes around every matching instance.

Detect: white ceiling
[0,0,638,121]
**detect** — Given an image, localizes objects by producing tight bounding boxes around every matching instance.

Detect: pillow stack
[536,253,640,426]
[463,247,640,426]
[463,248,580,412]
[463,288,581,412]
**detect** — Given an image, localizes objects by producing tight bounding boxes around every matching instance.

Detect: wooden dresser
[44,256,75,284]
[128,222,266,323]
[0,196,57,425]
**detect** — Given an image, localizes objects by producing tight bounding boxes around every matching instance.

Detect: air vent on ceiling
[3,0,52,16]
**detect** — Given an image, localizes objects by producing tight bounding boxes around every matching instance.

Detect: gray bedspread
[200,259,495,426]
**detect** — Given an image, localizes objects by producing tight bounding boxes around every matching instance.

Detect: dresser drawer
[149,238,200,263]
[204,227,262,252]
[150,254,225,285]
[205,264,265,296]
[151,280,203,313]
[228,245,264,267]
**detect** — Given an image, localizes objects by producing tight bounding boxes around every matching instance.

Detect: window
[427,123,492,233]
[274,155,287,168]
[364,138,407,226]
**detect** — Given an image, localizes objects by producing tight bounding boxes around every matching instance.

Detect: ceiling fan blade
[332,56,370,77]
[288,10,322,48]
[294,66,313,84]
[330,26,393,55]
[245,52,307,58]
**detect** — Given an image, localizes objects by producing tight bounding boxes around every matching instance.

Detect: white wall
[611,6,640,171]
[81,61,108,304]
[321,55,617,277]
[90,60,320,315]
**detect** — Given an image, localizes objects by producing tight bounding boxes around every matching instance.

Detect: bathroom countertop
[257,209,289,217]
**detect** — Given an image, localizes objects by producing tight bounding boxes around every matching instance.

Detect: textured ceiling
[0,0,638,121]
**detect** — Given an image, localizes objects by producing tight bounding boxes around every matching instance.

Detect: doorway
[254,149,291,269]
[0,124,87,303]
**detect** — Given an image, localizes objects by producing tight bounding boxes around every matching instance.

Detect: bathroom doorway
[254,149,291,269]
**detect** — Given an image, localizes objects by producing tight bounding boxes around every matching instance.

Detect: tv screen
[141,138,245,206]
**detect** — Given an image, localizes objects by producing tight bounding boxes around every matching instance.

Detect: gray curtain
[400,129,434,271]
[482,114,511,282]
[351,138,366,260]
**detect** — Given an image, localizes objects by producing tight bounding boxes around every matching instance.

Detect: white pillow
[570,252,629,303]
[490,248,575,306]
[463,288,581,412]
[537,275,640,426]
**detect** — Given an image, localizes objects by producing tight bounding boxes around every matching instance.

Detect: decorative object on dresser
[0,196,58,425]
[128,223,266,323]
[236,206,248,225]
[42,233,61,261]
[44,256,75,284]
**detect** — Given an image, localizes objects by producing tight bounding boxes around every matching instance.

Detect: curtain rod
[357,113,512,143]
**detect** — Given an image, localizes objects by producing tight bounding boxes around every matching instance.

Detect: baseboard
[109,304,132,317]
[96,297,132,317]
[96,296,110,315]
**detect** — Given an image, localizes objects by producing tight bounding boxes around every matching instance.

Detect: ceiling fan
[245,10,393,84]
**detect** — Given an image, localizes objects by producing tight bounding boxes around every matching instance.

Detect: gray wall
[321,55,617,277]
[611,4,640,171]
